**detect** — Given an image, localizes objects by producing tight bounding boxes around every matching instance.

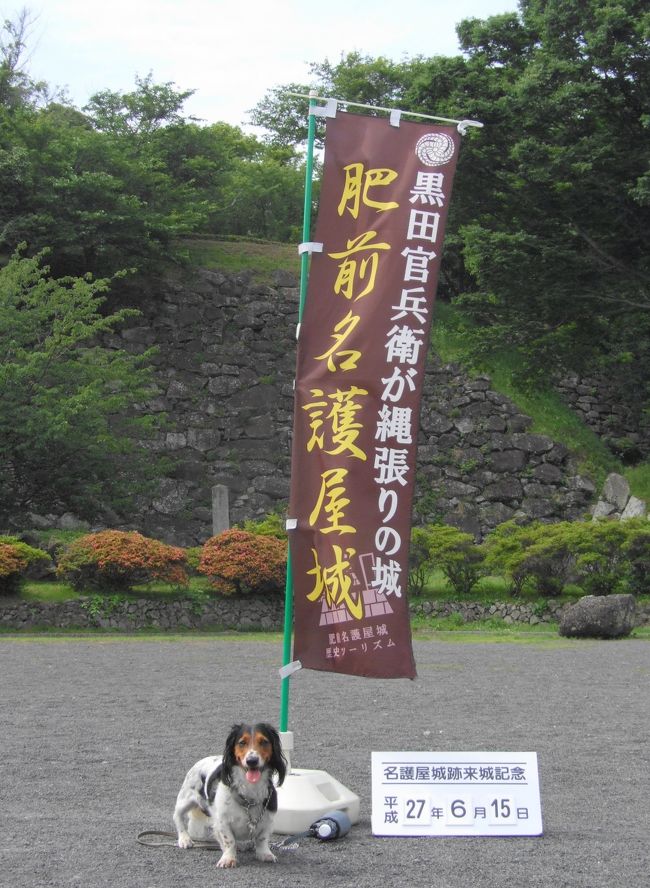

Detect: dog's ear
[221,723,243,787]
[259,723,287,786]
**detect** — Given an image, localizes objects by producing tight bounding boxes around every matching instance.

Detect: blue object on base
[311,810,352,840]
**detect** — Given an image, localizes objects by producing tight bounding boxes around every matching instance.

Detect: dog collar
[233,785,275,811]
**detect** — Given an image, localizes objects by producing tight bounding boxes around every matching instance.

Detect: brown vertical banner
[289,111,460,679]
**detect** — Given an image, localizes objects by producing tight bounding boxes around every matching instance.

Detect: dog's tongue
[246,768,262,784]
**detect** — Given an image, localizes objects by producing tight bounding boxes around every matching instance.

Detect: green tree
[83,73,196,136]
[210,148,306,242]
[416,524,484,596]
[0,8,53,110]
[1,80,305,279]
[1,13,308,281]
[480,520,583,596]
[0,94,214,278]
[250,4,650,401]
[0,249,161,523]
[151,122,306,241]
[249,52,428,148]
[445,1,650,394]
[0,29,218,278]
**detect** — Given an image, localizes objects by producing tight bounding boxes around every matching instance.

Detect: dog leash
[136,829,299,853]
[137,811,351,850]
[136,830,221,849]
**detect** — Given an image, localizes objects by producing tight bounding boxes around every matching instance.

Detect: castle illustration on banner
[318,552,395,626]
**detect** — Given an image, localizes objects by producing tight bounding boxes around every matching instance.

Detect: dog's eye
[258,738,270,747]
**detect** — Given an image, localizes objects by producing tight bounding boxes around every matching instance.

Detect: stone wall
[24,267,597,544]
[103,268,300,545]
[556,372,650,461]
[1,595,648,631]
[0,595,284,632]
[414,367,595,537]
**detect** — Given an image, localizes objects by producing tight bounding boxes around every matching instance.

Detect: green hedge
[409,518,650,598]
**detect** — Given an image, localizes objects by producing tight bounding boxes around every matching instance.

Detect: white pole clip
[311,98,337,119]
[457,119,484,135]
[389,109,401,128]
[279,660,303,680]
[298,242,323,256]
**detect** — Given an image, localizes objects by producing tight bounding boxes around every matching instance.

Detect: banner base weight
[275,767,360,834]
[275,731,360,833]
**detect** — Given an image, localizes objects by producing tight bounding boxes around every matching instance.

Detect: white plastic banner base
[274,732,361,834]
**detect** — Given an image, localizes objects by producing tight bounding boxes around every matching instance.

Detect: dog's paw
[216,854,237,868]
[177,832,194,849]
[256,850,277,863]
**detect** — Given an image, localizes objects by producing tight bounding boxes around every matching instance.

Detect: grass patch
[2,621,647,645]
[20,575,214,602]
[0,626,603,648]
[129,576,213,599]
[412,569,579,607]
[178,237,300,285]
[631,625,650,639]
[416,569,513,601]
[0,626,568,647]
[411,612,558,635]
[0,629,283,643]
[414,630,585,647]
[20,575,648,607]
[21,581,78,602]
[624,462,650,502]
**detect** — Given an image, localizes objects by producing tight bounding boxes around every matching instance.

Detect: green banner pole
[280,94,318,733]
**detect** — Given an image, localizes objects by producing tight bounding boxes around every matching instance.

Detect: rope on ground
[136,830,221,849]
[136,829,302,852]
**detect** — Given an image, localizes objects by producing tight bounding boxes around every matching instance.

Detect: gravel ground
[1,634,648,888]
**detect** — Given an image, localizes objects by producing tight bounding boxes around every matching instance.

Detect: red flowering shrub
[198,529,287,596]
[57,530,188,591]
[0,538,50,595]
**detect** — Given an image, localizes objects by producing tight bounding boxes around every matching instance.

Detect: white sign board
[372,751,542,837]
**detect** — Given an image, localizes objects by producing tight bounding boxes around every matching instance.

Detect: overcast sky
[18,0,520,130]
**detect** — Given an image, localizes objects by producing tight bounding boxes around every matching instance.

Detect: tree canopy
[251,0,650,399]
[0,17,307,279]
[449,0,650,390]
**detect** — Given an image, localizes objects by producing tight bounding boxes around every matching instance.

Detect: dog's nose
[246,754,260,767]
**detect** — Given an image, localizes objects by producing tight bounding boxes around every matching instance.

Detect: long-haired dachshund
[173,722,287,868]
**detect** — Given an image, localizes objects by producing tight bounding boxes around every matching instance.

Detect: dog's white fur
[173,723,286,868]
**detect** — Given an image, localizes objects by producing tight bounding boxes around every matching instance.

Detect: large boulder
[601,473,630,511]
[559,594,636,639]
[621,496,647,520]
